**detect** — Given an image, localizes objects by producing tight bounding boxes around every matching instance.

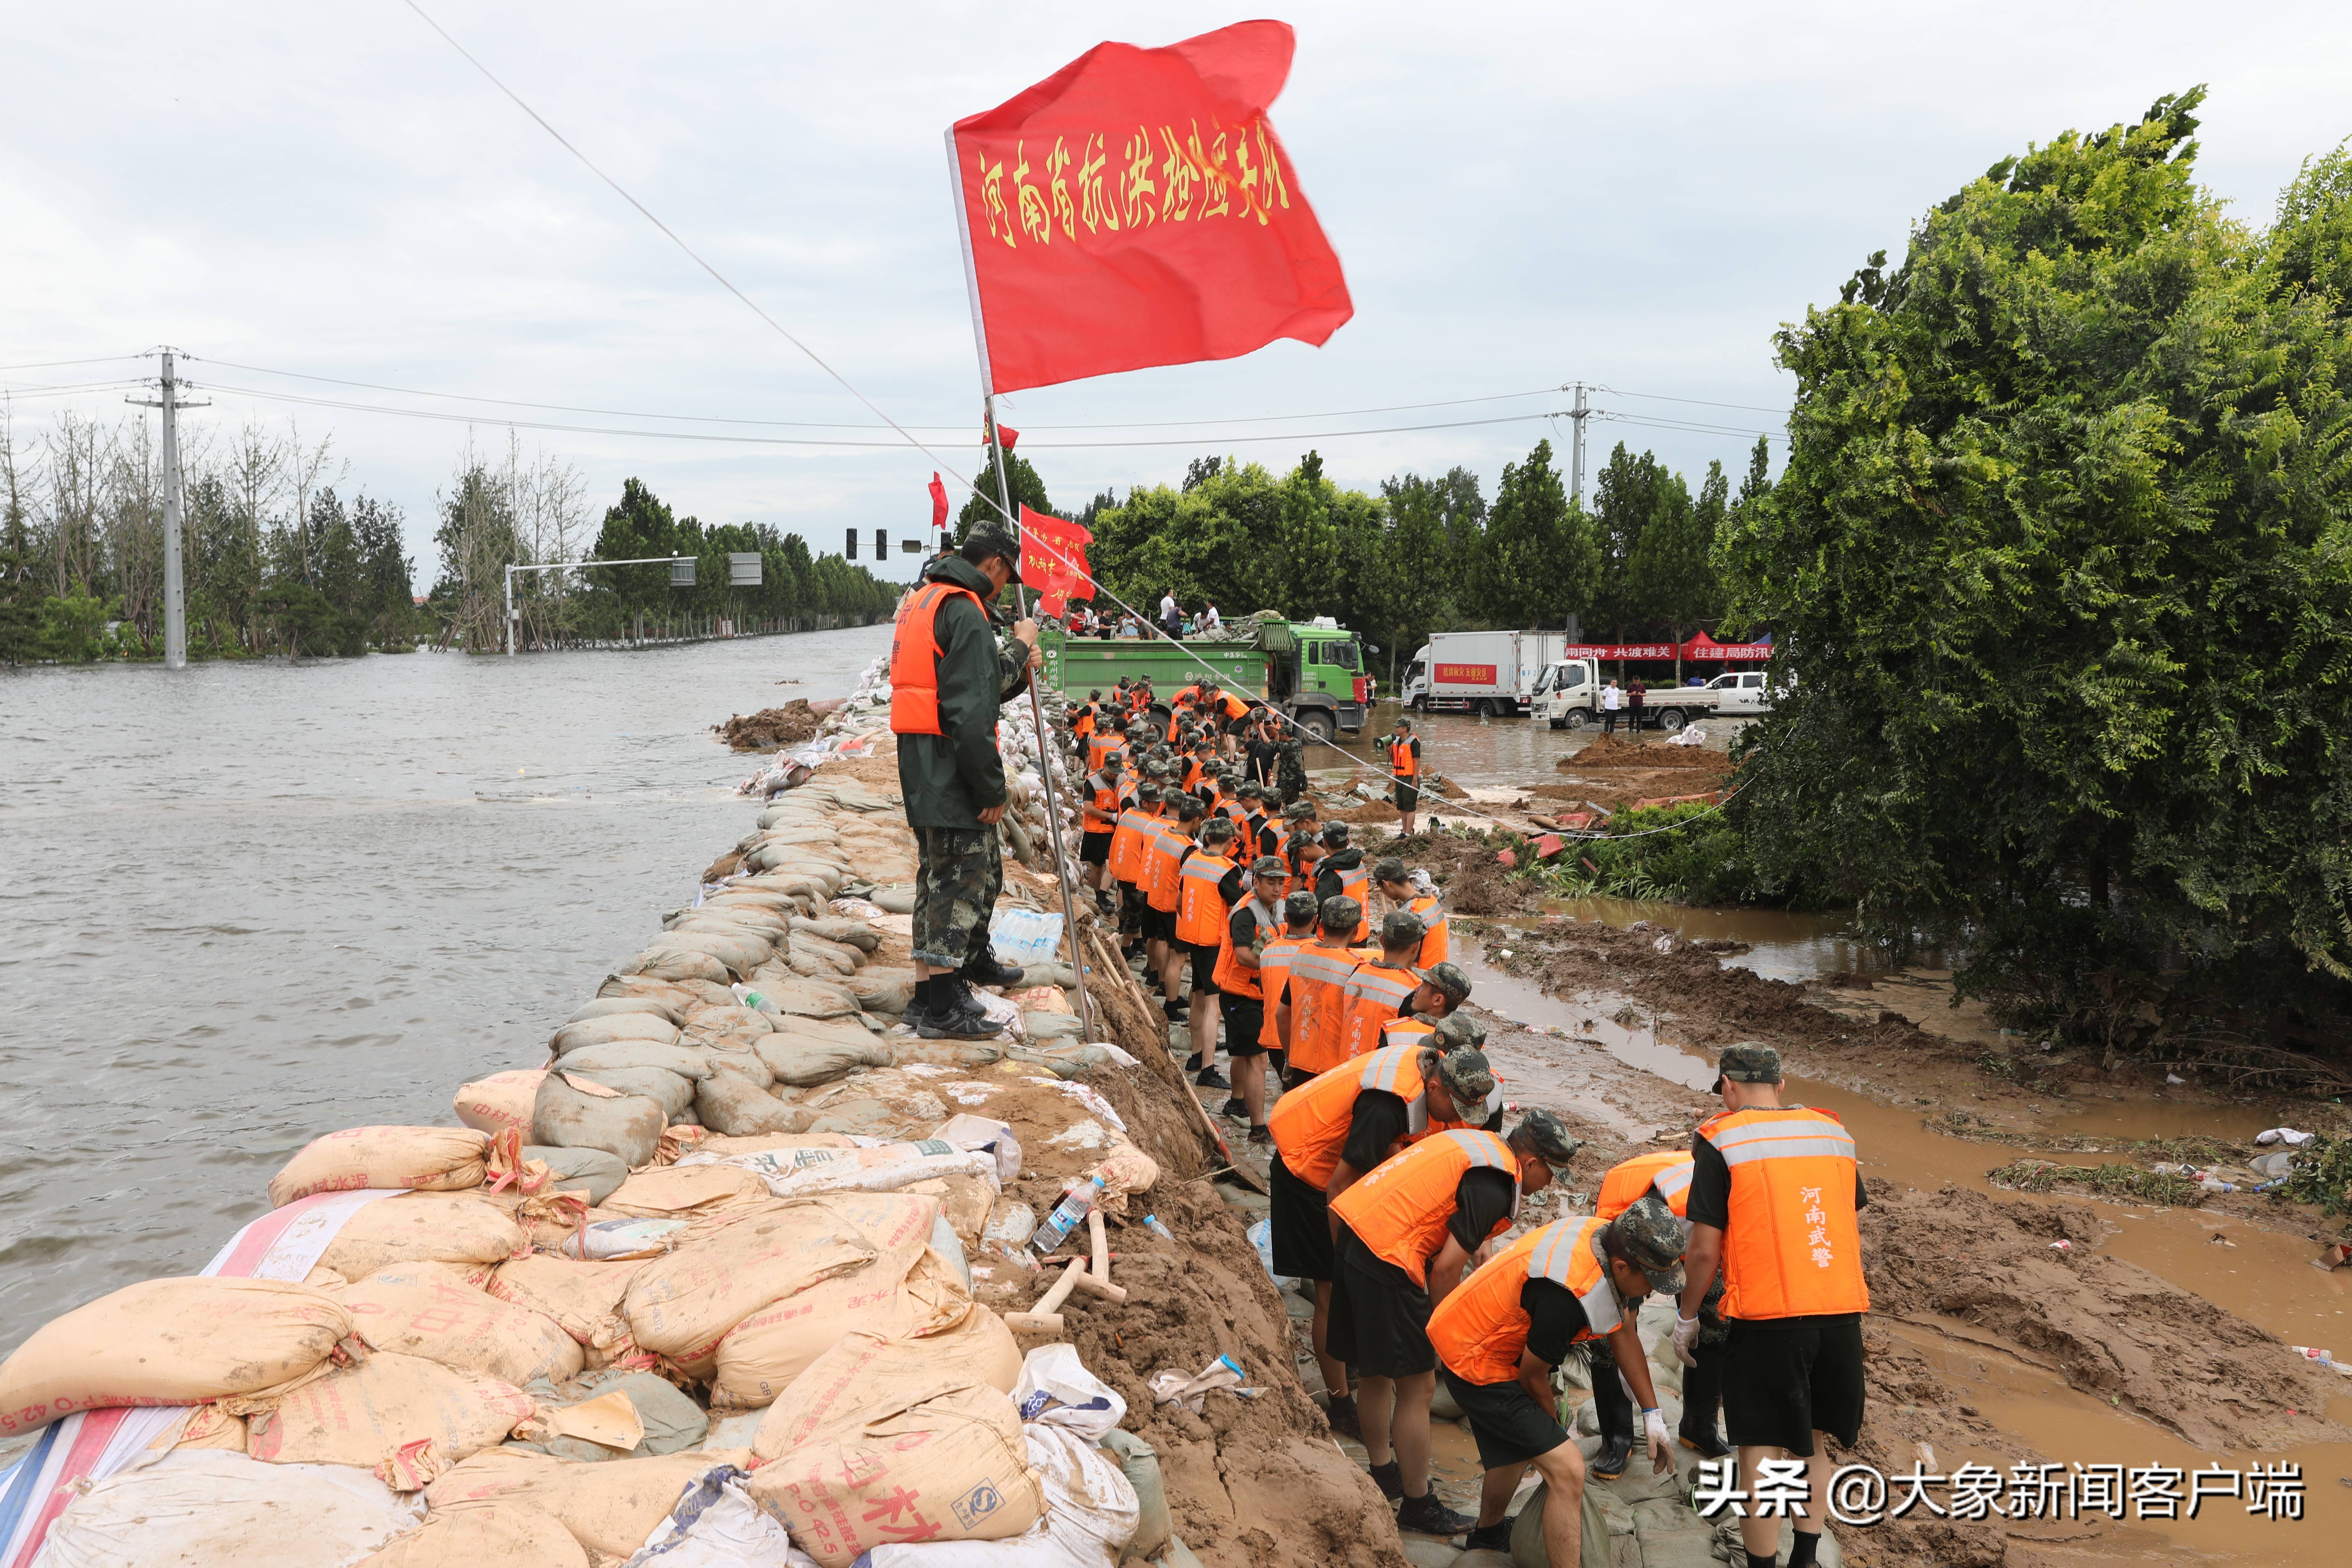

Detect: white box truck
[1538,656,1719,732]
[1400,631,1564,716]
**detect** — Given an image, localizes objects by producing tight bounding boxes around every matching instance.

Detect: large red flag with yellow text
[1019,505,1095,618]
[949,20,1352,394]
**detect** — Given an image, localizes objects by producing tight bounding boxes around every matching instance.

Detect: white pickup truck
[1536,658,1717,732]
[1699,669,1787,715]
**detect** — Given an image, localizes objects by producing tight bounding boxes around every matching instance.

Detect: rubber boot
[1588,1348,1635,1479]
[1679,1335,1730,1458]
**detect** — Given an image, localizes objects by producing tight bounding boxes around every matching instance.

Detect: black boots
[916,974,1003,1040]
[957,944,1027,989]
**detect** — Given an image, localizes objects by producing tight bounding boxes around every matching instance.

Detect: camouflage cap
[1250,854,1289,881]
[1283,890,1322,924]
[1136,783,1163,803]
[1710,1041,1782,1093]
[1380,909,1427,948]
[1174,794,1207,821]
[1512,1108,1583,1172]
[1321,822,1351,847]
[1199,816,1237,844]
[1374,857,1409,886]
[1282,800,1317,821]
[1419,960,1472,1004]
[1431,1012,1486,1050]
[1320,895,1362,933]
[961,522,1021,582]
[1606,1194,1688,1295]
[1433,1046,1497,1105]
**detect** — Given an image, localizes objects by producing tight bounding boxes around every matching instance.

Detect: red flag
[1019,504,1094,618]
[928,472,948,531]
[983,421,1021,451]
[949,21,1352,394]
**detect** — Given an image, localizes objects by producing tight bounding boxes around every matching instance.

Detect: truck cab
[1540,657,1714,732]
[1701,669,1781,715]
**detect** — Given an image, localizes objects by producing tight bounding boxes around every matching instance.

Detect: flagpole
[950,131,1098,1044]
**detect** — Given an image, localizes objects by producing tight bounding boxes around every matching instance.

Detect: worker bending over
[1672,1044,1869,1568]
[1427,1197,1687,1562]
[1593,1149,1726,1460]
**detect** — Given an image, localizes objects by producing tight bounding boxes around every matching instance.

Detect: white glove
[1643,1408,1673,1472]
[1671,1314,1701,1367]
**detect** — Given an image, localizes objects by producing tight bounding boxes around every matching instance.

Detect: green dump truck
[1040,614,1370,739]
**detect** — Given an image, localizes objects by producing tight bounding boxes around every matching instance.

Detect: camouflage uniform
[1275,736,1308,805]
[911,826,1007,971]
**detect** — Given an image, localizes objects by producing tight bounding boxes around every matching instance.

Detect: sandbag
[340,1263,583,1386]
[866,885,917,914]
[704,1043,775,1088]
[841,972,916,1014]
[892,1038,1008,1069]
[317,1192,528,1280]
[424,1447,755,1562]
[524,1144,629,1205]
[746,1368,1041,1568]
[603,1164,773,1219]
[668,917,785,953]
[550,1013,682,1055]
[244,1352,532,1479]
[682,1003,777,1046]
[690,1140,996,1200]
[509,1368,709,1462]
[715,1247,983,1413]
[742,973,861,1020]
[622,945,734,985]
[1021,1012,1087,1042]
[792,935,862,975]
[453,1071,547,1138]
[268,1126,490,1209]
[359,1503,588,1568]
[0,1278,350,1431]
[550,1040,714,1078]
[32,1451,422,1568]
[597,974,702,1010]
[531,1073,667,1168]
[755,1034,892,1086]
[694,1072,812,1137]
[486,1256,642,1350]
[791,916,881,952]
[565,995,684,1027]
[622,1192,938,1372]
[638,929,769,978]
[562,1065,697,1121]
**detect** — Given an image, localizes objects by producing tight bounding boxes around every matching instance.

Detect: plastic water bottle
[1140,1214,1176,1243]
[1032,1175,1105,1255]
[731,983,782,1017]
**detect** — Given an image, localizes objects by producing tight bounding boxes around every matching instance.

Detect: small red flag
[949,21,1352,394]
[983,421,1021,452]
[928,472,948,530]
[1019,504,1094,618]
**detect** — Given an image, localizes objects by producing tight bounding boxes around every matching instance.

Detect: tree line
[954,433,1772,680]
[0,411,898,663]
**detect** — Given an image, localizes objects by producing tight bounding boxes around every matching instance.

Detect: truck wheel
[1473,699,1494,718]
[1564,709,1588,731]
[1297,709,1337,743]
[1410,696,1426,715]
[1656,708,1687,733]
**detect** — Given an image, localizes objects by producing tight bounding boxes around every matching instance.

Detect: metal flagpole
[950,131,1097,1044]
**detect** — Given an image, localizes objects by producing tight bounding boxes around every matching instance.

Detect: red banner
[1020,504,1095,618]
[1562,640,1773,662]
[1433,663,1497,685]
[949,21,1353,394]
[928,472,948,531]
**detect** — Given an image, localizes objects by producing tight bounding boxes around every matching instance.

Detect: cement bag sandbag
[566,995,685,1027]
[550,1012,681,1055]
[553,1039,715,1078]
[702,1043,776,1088]
[317,1192,529,1280]
[695,1070,812,1137]
[531,1072,667,1168]
[841,972,916,1015]
[683,1003,777,1045]
[31,1451,423,1568]
[715,1246,981,1413]
[423,1447,755,1563]
[597,974,703,1010]
[454,1070,546,1138]
[360,1503,588,1568]
[340,1262,583,1386]
[562,1064,697,1121]
[268,1126,490,1208]
[602,1164,772,1219]
[621,1192,939,1373]
[241,1352,533,1479]
[791,916,881,953]
[755,1033,891,1086]
[622,944,735,985]
[486,1255,643,1353]
[525,1145,629,1204]
[747,1370,1041,1567]
[645,929,771,976]
[0,1277,350,1429]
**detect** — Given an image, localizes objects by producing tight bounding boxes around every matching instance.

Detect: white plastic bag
[624,1463,796,1566]
[1013,1344,1126,1439]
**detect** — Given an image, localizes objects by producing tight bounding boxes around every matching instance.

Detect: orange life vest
[1145,823,1189,914]
[1072,705,1096,738]
[1337,962,1420,1061]
[1390,737,1419,778]
[888,582,987,736]
[1284,939,1362,1076]
[1256,933,1308,1049]
[1109,805,1155,884]
[1427,1218,1624,1385]
[1331,1128,1519,1288]
[1212,896,1276,1000]
[1085,775,1120,831]
[1337,861,1372,943]
[1176,850,1235,947]
[1410,894,1448,967]
[1699,1106,1868,1320]
[1595,1151,1695,1220]
[1086,732,1119,771]
[1268,1041,1493,1188]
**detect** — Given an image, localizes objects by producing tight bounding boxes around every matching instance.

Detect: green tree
[1590,442,1666,638]
[1716,88,2352,1043]
[1629,460,1724,677]
[1473,440,1599,630]
[0,548,43,663]
[954,450,1050,538]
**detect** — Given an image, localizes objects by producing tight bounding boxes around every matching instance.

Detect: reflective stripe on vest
[1700,1106,1869,1320]
[1391,738,1418,778]
[1257,934,1308,1048]
[1410,895,1448,966]
[1177,852,1235,946]
[1339,864,1372,940]
[1595,1151,1695,1220]
[887,582,986,735]
[1338,964,1420,1060]
[1212,898,1274,1000]
[1285,943,1362,1076]
[1331,1128,1519,1288]
[1146,825,1188,912]
[1110,808,1150,882]
[1266,1042,1430,1188]
[1429,1218,1619,1385]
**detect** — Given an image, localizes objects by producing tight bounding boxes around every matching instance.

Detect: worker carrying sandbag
[1671,1043,1871,1568]
[1426,1196,1689,1561]
[889,522,1040,1041]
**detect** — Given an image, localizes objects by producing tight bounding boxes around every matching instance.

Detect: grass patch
[1987,1160,2205,1206]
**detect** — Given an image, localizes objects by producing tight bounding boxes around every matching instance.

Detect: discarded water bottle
[731,983,782,1017]
[1031,1175,1105,1256]
[1140,1214,1176,1243]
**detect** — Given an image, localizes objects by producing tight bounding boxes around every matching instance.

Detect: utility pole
[127,351,208,670]
[1567,381,1590,507]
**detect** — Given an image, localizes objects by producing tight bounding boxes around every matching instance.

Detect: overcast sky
[6,2,2350,586]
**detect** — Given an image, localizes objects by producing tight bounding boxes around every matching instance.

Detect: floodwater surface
[0,627,890,1353]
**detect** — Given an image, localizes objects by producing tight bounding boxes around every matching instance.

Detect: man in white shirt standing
[1203,602,1222,632]
[1602,680,1621,735]
[1160,590,1181,639]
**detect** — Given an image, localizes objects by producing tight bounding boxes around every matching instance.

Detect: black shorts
[1393,782,1420,813]
[1186,941,1222,995]
[1145,905,1178,944]
[1117,882,1145,935]
[1721,1315,1865,1455]
[1267,1152,1334,1281]
[1327,1224,1435,1378]
[1222,998,1266,1057]
[1441,1366,1571,1470]
[1080,831,1112,865]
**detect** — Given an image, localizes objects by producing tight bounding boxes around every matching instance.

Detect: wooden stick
[1066,1266,1127,1305]
[1004,1258,1087,1334]
[1003,1310,1065,1333]
[1088,1209,1110,1283]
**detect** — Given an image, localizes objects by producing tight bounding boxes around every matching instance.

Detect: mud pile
[715,700,821,750]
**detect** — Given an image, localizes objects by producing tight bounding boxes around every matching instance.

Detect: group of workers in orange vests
[1061,691,1867,1567]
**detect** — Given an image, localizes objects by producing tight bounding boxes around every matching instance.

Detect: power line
[1600,385,1791,418]
[1595,411,1781,441]
[0,377,156,397]
[0,354,146,373]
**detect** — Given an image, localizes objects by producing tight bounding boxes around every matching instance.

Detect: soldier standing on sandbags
[1276,721,1309,805]
[890,523,1039,1041]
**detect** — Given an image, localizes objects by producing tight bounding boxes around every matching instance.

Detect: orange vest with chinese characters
[1284,940,1362,1076]
[1698,1106,1868,1320]
[1212,896,1276,1001]
[1337,962,1420,1061]
[1595,1150,1695,1220]
[1331,1128,1519,1288]
[1109,805,1156,884]
[1176,850,1236,947]
[1145,823,1189,914]
[1338,862,1372,942]
[1256,933,1308,1048]
[1410,894,1448,967]
[887,583,986,736]
[1268,1042,1491,1188]
[1428,1218,1621,1385]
